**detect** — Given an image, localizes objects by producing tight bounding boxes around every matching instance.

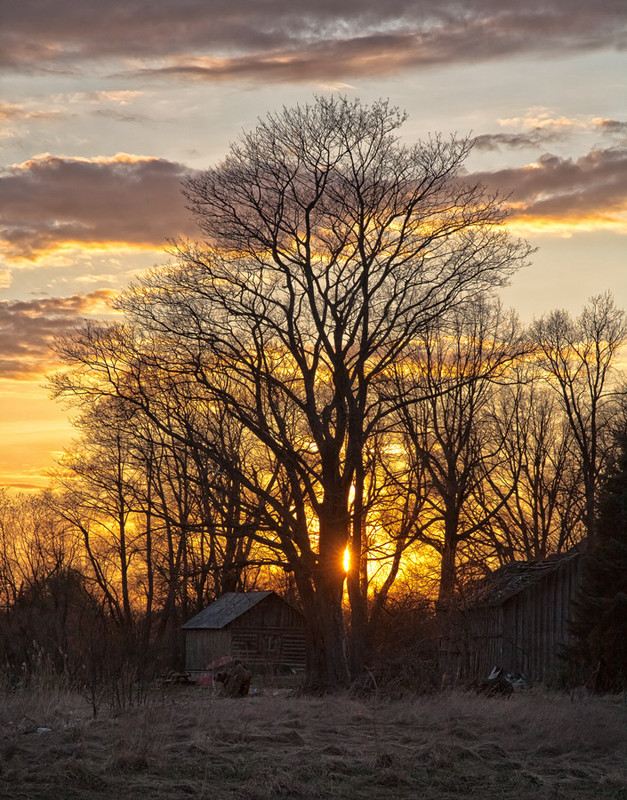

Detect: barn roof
[461,546,583,608]
[182,591,276,630]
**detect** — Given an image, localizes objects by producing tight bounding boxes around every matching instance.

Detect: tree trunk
[297,513,351,691]
[583,455,597,540]
[368,537,405,644]
[438,532,458,604]
[141,480,154,662]
[347,462,368,679]
[302,580,350,692]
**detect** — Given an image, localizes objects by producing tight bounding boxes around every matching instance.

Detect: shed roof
[461,546,583,608]
[182,591,276,630]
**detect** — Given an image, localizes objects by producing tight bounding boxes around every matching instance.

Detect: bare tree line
[1,97,625,691]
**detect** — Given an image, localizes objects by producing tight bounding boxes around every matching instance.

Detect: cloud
[472,131,558,151]
[90,108,153,124]
[2,142,625,275]
[498,111,589,133]
[2,481,47,491]
[0,93,150,143]
[0,102,63,122]
[595,118,627,136]
[473,113,627,151]
[2,1,625,79]
[468,146,627,231]
[0,154,198,261]
[58,90,144,105]
[0,290,116,380]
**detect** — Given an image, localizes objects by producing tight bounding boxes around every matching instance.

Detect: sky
[1,1,626,490]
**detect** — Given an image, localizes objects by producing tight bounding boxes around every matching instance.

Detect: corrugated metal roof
[181,591,275,630]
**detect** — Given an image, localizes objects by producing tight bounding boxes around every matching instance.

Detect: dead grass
[1,683,625,799]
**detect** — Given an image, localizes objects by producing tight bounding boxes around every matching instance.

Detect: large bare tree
[54,97,530,689]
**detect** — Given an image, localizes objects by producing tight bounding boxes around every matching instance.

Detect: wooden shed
[439,547,584,685]
[182,591,306,675]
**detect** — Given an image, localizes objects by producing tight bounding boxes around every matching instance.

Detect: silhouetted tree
[534,293,626,538]
[568,431,627,692]
[394,298,529,601]
[478,382,586,562]
[53,96,530,690]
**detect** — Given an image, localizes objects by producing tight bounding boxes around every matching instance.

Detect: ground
[1,682,625,799]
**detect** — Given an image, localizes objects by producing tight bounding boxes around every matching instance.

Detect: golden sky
[1,1,626,488]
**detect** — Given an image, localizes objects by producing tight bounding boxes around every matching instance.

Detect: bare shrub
[361,593,439,696]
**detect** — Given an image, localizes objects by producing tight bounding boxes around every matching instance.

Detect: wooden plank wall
[185,629,231,671]
[229,595,306,670]
[231,628,306,671]
[184,595,307,673]
[439,555,582,685]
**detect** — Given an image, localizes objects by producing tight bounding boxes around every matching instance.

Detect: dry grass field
[1,680,625,800]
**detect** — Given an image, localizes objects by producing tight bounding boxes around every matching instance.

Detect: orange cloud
[0,154,198,262]
[3,143,626,275]
[467,146,627,234]
[0,290,117,380]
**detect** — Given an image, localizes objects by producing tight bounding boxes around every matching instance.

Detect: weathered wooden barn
[439,547,584,685]
[182,591,306,675]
